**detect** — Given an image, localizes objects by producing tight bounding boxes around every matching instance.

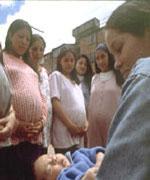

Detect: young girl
[49,48,88,154]
[26,34,52,148]
[87,43,123,147]
[75,54,93,109]
[1,19,47,179]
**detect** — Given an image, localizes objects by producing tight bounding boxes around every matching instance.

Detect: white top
[77,74,84,82]
[39,67,52,147]
[49,71,86,148]
[99,70,114,81]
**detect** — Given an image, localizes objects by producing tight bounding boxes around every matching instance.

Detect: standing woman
[87,43,123,147]
[75,54,93,109]
[49,48,88,154]
[26,34,52,148]
[75,54,93,147]
[2,19,47,179]
[0,42,17,146]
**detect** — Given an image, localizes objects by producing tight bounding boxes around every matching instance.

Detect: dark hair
[105,0,150,37]
[57,48,77,81]
[95,43,124,86]
[23,33,46,65]
[30,34,46,49]
[75,54,93,89]
[5,19,32,52]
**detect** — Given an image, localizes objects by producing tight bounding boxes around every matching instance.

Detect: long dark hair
[30,34,46,49]
[105,0,150,37]
[24,34,46,73]
[57,48,77,81]
[95,43,124,86]
[75,54,93,89]
[4,19,32,53]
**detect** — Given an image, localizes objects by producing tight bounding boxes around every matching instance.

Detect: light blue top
[96,57,150,180]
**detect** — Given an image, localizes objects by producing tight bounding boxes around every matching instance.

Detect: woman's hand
[77,120,89,137]
[26,120,43,138]
[0,106,17,141]
[16,120,43,139]
[67,121,83,136]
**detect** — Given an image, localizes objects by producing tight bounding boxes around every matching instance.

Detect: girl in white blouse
[49,48,88,154]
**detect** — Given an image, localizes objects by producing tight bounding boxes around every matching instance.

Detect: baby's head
[33,153,70,180]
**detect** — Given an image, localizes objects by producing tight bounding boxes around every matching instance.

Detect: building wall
[44,18,105,73]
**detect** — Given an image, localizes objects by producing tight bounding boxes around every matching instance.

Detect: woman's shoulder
[49,71,63,83]
[92,73,100,82]
[51,70,61,77]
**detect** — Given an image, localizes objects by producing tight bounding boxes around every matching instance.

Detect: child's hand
[82,166,98,180]
[47,144,55,155]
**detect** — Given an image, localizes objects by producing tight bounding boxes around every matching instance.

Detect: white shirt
[49,71,86,148]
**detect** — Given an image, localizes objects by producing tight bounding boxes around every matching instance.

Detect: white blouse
[49,71,87,148]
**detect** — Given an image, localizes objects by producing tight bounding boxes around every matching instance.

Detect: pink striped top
[3,52,47,145]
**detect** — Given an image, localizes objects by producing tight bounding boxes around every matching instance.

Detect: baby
[33,145,105,180]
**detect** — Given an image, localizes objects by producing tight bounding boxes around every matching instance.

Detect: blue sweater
[57,147,105,180]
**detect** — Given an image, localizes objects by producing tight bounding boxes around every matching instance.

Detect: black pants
[0,142,46,180]
[55,144,79,155]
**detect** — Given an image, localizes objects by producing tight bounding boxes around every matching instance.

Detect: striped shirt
[3,52,47,145]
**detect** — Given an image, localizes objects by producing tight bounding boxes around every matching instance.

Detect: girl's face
[105,29,148,79]
[76,57,87,76]
[10,27,31,56]
[60,52,75,76]
[96,50,109,72]
[34,154,70,180]
[29,39,45,66]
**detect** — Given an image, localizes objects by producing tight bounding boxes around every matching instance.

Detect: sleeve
[49,71,61,100]
[90,74,98,93]
[96,74,150,180]
[0,63,11,118]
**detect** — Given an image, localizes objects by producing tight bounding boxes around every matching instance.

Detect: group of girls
[0,18,123,179]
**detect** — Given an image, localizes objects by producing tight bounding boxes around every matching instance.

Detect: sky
[0,0,125,53]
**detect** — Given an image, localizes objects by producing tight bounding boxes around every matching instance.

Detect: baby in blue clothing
[33,146,105,180]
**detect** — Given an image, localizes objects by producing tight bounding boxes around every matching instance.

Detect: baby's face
[34,154,70,180]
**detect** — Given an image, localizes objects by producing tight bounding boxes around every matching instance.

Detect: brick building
[44,17,105,73]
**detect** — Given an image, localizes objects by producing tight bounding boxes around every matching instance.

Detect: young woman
[75,54,93,109]
[26,34,52,148]
[96,1,150,179]
[87,43,123,147]
[1,19,47,179]
[49,48,88,154]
